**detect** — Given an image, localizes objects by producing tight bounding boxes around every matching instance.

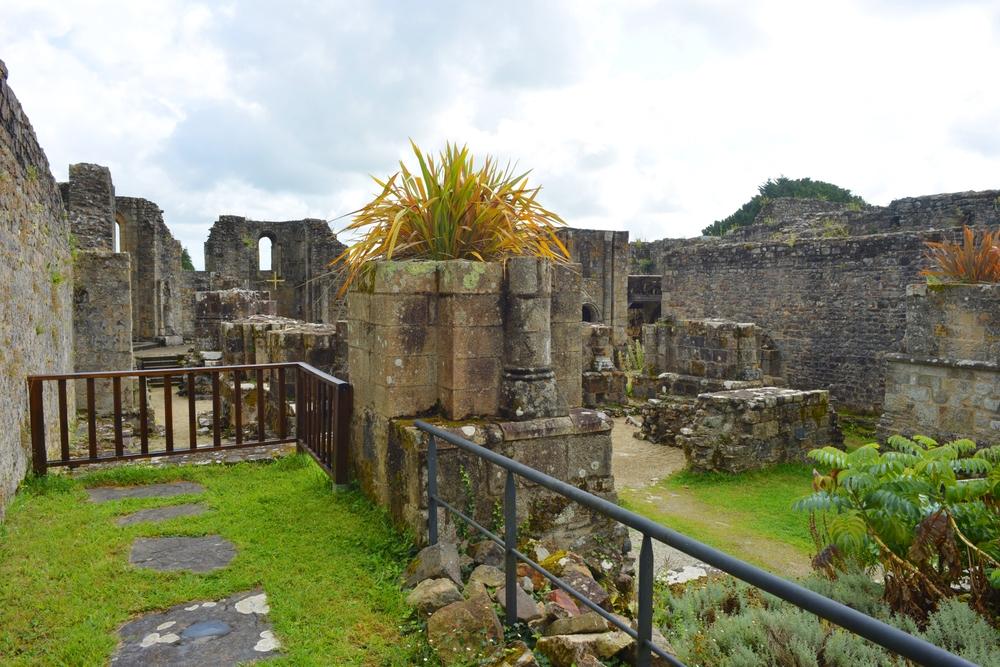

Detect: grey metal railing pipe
[415,419,975,667]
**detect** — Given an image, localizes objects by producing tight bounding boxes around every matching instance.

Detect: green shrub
[796,435,1000,624]
[655,572,1000,666]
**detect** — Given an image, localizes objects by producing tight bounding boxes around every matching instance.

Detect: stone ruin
[348,258,623,560]
[632,315,841,472]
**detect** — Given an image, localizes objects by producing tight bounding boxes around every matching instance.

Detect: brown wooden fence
[27,362,352,485]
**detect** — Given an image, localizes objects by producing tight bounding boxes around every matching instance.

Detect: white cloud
[3,0,1000,269]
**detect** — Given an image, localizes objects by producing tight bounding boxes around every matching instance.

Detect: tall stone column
[500,257,567,420]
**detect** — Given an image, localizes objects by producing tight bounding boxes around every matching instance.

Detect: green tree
[180,247,195,271]
[703,176,866,237]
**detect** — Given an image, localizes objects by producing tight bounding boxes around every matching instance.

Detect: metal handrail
[415,419,974,667]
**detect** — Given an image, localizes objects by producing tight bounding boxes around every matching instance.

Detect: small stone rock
[562,571,610,609]
[465,580,490,600]
[520,575,534,593]
[546,589,581,617]
[470,540,505,567]
[468,564,505,588]
[403,542,463,588]
[536,631,632,667]
[406,578,463,617]
[485,640,540,666]
[556,552,592,578]
[545,611,609,636]
[496,584,543,623]
[427,594,504,666]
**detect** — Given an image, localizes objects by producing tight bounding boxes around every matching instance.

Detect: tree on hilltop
[702,176,866,237]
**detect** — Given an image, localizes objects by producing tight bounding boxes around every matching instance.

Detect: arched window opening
[114,219,123,253]
[258,236,272,271]
[582,303,601,323]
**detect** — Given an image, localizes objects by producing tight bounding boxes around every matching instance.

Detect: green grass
[661,464,816,553]
[0,455,427,665]
[621,463,818,574]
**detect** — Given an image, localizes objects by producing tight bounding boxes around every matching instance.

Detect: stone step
[87,482,205,503]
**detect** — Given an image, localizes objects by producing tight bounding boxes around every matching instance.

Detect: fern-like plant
[795,435,1000,625]
[331,141,570,295]
[921,225,1000,284]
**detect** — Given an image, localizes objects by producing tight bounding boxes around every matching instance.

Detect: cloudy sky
[3,1,999,268]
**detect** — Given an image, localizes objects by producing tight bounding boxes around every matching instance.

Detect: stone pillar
[500,257,566,420]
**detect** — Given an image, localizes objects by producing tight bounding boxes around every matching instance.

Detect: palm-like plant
[921,225,1000,284]
[331,141,570,295]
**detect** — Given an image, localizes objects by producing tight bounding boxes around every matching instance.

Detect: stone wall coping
[698,386,829,406]
[884,353,999,372]
[906,282,1000,297]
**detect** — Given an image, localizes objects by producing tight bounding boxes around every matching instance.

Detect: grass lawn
[0,455,426,666]
[621,463,818,575]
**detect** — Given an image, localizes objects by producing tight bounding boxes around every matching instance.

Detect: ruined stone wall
[725,191,1000,243]
[878,283,999,446]
[558,228,629,345]
[0,60,75,517]
[658,229,975,412]
[677,387,841,473]
[115,197,192,341]
[642,317,761,381]
[72,251,134,413]
[203,216,347,323]
[194,289,276,350]
[65,162,115,250]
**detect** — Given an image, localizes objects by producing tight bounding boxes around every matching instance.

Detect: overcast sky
[4,1,999,269]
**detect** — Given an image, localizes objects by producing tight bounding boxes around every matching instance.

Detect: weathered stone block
[371,260,438,294]
[437,260,503,295]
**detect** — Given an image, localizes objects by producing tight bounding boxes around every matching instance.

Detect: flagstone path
[87,480,281,664]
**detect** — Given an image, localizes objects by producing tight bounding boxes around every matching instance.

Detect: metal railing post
[28,378,46,475]
[637,534,654,667]
[427,434,439,545]
[504,470,518,626]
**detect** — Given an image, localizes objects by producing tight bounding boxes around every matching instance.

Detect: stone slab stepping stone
[87,482,205,502]
[112,589,280,666]
[117,503,208,526]
[130,536,236,573]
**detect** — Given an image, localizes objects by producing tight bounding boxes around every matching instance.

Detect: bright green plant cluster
[795,435,1000,624]
[616,339,646,397]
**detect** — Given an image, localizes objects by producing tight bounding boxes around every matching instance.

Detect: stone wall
[558,228,629,345]
[116,196,193,342]
[724,191,1000,243]
[642,317,761,381]
[194,289,276,350]
[220,315,299,366]
[0,60,76,517]
[878,283,999,446]
[657,229,978,412]
[349,260,582,423]
[203,216,347,323]
[678,387,841,473]
[64,162,115,250]
[72,251,135,414]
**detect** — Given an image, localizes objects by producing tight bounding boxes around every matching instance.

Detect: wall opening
[258,236,273,271]
[114,218,123,253]
[582,303,601,323]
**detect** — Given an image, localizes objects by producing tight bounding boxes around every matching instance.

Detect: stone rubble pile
[403,540,676,667]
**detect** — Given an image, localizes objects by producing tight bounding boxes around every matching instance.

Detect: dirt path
[611,417,812,579]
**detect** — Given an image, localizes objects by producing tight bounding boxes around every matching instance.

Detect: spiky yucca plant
[331,141,570,295]
[921,225,1000,284]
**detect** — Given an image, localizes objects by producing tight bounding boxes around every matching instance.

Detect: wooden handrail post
[28,378,46,475]
[334,382,352,487]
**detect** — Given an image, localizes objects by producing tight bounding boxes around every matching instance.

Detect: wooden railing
[27,362,352,485]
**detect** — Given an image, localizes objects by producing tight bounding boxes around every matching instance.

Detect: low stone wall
[678,387,841,473]
[631,372,762,400]
[220,314,299,366]
[265,321,347,379]
[582,371,626,407]
[878,356,999,446]
[357,408,620,555]
[194,289,276,350]
[637,397,697,445]
[642,317,761,381]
